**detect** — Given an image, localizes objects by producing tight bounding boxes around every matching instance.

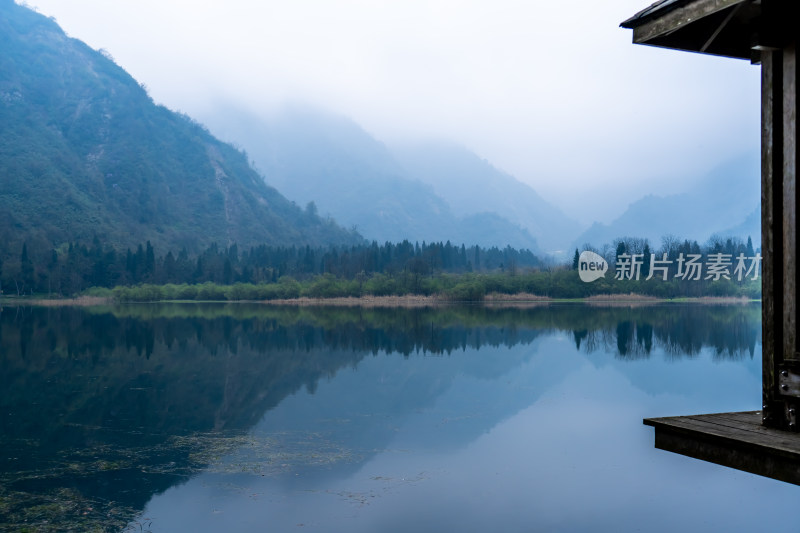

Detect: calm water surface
[0,303,795,532]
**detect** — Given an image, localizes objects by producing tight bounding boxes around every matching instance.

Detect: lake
[1,302,796,532]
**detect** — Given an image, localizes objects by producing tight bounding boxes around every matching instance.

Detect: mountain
[719,207,760,245]
[392,142,583,253]
[573,153,760,250]
[0,0,359,259]
[200,105,544,251]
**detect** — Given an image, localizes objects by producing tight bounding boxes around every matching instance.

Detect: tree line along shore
[0,235,760,302]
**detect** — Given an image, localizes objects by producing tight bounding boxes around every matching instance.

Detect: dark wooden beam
[775,41,799,430]
[783,44,797,366]
[762,49,784,427]
[631,0,746,45]
[699,2,742,52]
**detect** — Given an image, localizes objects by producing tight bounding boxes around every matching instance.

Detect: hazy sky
[26,0,760,224]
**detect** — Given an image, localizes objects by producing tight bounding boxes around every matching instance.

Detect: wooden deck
[644,411,800,485]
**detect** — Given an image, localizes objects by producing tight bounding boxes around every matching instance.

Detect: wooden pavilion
[621,0,800,483]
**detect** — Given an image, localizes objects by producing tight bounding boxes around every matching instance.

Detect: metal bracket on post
[785,402,797,431]
[778,367,800,396]
[778,365,800,431]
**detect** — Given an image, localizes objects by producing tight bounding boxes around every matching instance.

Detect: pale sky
[26,0,761,224]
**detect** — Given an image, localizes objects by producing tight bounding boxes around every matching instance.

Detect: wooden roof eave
[621,0,759,61]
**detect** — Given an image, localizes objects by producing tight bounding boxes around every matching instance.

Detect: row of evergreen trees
[0,234,761,299]
[0,237,541,296]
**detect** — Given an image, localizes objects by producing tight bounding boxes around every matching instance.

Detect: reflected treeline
[4,304,549,361]
[94,301,761,359]
[569,304,761,360]
[0,302,761,530]
[3,302,761,365]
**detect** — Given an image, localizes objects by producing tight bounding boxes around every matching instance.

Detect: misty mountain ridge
[200,104,583,253]
[573,153,760,251]
[202,101,759,257]
[392,141,583,252]
[0,0,358,258]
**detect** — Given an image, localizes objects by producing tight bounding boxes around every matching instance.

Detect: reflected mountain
[0,303,760,530]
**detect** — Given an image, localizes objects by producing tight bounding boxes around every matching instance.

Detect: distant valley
[199,105,582,255]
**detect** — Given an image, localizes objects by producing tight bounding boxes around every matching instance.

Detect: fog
[27,0,760,224]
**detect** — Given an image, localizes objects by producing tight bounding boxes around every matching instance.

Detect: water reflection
[0,303,766,531]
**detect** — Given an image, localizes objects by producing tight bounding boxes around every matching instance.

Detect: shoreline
[3,296,114,307]
[2,293,758,308]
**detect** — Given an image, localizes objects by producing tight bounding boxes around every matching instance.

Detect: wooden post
[784,41,798,427]
[762,48,783,427]
[764,33,798,430]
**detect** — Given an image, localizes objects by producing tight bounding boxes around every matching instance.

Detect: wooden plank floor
[644,411,800,485]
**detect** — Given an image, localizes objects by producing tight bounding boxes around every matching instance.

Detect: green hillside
[0,0,359,259]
